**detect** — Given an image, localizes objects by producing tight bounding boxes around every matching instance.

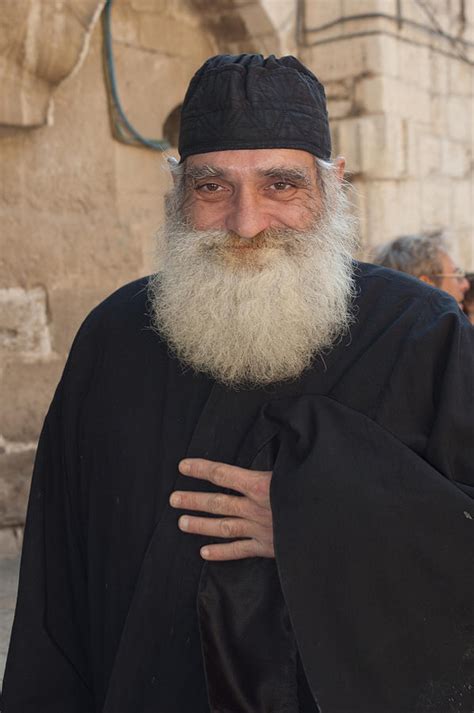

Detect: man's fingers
[179,514,269,540]
[178,458,270,500]
[170,490,268,523]
[200,538,274,561]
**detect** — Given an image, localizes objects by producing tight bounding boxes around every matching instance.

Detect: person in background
[371,231,469,309]
[463,273,474,324]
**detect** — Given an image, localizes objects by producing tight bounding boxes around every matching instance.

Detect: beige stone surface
[441,139,471,179]
[355,75,432,123]
[420,177,452,230]
[0,526,23,557]
[418,134,442,177]
[0,451,35,527]
[0,288,51,358]
[447,96,473,142]
[336,114,406,179]
[0,0,105,127]
[394,180,423,236]
[451,179,474,227]
[448,57,474,96]
[138,12,214,56]
[342,0,396,14]
[304,0,342,28]
[302,34,392,82]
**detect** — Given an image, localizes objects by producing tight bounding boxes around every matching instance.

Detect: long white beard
[149,188,358,388]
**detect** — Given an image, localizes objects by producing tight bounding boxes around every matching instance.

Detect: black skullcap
[178,54,331,161]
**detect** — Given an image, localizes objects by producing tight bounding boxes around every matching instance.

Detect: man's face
[435,251,469,306]
[150,148,356,387]
[182,148,342,244]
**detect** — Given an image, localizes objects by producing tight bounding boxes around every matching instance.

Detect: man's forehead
[185,148,317,177]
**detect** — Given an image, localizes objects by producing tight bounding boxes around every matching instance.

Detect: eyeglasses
[429,269,466,280]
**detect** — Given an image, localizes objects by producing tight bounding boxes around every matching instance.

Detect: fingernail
[170,493,181,507]
[180,460,191,474]
[179,516,189,530]
[201,547,210,559]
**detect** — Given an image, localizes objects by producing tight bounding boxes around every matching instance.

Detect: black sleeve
[271,396,474,713]
[374,295,474,490]
[1,327,99,712]
[271,297,474,713]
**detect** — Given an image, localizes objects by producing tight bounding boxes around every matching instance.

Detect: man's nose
[224,187,271,238]
[461,277,470,295]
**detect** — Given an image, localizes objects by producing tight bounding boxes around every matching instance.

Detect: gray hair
[371,232,449,281]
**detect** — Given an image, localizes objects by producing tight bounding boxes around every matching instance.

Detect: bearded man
[2,55,473,713]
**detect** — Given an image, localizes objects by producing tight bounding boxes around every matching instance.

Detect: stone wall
[299,0,473,264]
[0,0,472,546]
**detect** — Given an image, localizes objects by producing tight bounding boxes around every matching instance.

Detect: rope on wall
[102,0,170,151]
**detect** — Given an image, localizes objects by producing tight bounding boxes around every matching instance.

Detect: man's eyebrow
[258,166,312,185]
[184,165,224,181]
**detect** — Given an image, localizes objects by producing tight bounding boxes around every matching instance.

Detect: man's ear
[335,156,346,182]
[167,156,180,186]
[419,274,435,286]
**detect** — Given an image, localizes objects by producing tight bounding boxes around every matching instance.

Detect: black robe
[2,263,473,713]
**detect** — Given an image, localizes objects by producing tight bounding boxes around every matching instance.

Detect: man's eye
[196,183,222,193]
[270,182,294,191]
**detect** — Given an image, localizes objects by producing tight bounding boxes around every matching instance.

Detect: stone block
[447,96,473,142]
[430,95,449,137]
[113,141,165,203]
[0,527,23,557]
[130,0,171,11]
[347,178,368,246]
[364,180,400,243]
[0,451,35,528]
[420,178,451,230]
[325,79,352,101]
[342,0,397,12]
[395,180,422,235]
[0,58,51,128]
[397,43,430,90]
[451,179,474,227]
[455,227,474,270]
[354,75,431,122]
[333,114,405,179]
[397,0,429,25]
[364,178,421,244]
[304,0,343,29]
[330,120,358,172]
[112,44,211,137]
[441,139,471,178]
[403,120,420,178]
[0,360,63,442]
[328,99,352,119]
[111,3,140,45]
[430,51,449,96]
[0,0,104,127]
[138,12,214,56]
[238,2,279,38]
[448,59,474,97]
[302,33,394,82]
[418,133,441,176]
[0,288,51,359]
